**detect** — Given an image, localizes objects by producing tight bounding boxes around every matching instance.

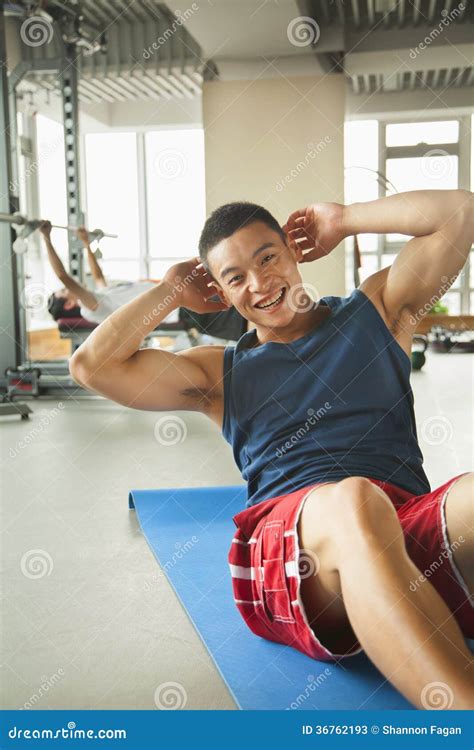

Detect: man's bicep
[380,230,465,323]
[73,347,212,412]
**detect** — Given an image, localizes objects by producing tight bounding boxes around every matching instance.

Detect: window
[36,114,69,273]
[385,121,459,147]
[344,120,379,288]
[385,155,458,194]
[84,132,141,280]
[345,117,473,313]
[81,129,205,284]
[145,129,205,273]
[26,115,69,332]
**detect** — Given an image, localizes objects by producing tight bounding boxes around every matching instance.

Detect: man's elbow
[455,190,474,244]
[69,352,96,388]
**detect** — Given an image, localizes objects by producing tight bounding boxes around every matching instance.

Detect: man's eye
[229,275,242,284]
[262,254,275,264]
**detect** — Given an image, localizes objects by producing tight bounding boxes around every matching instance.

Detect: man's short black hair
[198,202,286,273]
[47,293,81,321]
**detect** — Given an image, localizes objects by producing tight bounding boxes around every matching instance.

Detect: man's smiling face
[207,221,305,327]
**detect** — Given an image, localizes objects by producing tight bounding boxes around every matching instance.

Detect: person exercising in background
[39,221,176,325]
[40,221,246,340]
[69,190,473,710]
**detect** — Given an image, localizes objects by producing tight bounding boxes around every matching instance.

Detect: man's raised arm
[69,258,229,412]
[285,190,473,326]
[39,220,99,311]
[343,189,473,323]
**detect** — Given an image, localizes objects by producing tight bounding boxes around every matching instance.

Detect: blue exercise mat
[129,485,415,710]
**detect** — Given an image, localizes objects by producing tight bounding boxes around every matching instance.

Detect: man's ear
[208,280,231,308]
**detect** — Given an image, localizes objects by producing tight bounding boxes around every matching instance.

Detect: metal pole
[0,2,23,379]
[59,42,84,280]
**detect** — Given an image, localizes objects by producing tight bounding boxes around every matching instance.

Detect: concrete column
[203,74,346,296]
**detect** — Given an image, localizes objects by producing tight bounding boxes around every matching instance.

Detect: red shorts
[228,474,473,662]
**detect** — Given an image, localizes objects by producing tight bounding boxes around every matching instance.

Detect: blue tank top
[222,288,430,508]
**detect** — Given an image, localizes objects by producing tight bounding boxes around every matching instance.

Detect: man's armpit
[179,386,219,408]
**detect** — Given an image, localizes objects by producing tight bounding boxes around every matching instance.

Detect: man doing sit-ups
[39,221,178,325]
[69,189,474,710]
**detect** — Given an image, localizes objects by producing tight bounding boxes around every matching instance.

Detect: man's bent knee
[299,477,402,568]
[335,476,395,516]
[335,477,405,553]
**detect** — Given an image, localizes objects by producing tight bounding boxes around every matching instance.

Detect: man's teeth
[256,289,284,309]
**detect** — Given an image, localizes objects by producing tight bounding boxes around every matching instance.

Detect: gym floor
[1,350,472,710]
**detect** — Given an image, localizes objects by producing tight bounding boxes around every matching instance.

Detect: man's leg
[444,473,474,592]
[297,477,473,710]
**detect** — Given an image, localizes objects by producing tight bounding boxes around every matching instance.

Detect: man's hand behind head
[284,202,346,262]
[163,257,230,314]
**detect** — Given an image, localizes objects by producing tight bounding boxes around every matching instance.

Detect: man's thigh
[297,481,358,652]
[444,472,474,591]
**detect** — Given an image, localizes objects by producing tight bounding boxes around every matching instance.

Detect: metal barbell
[0,211,118,254]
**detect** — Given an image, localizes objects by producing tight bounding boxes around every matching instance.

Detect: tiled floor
[1,351,472,709]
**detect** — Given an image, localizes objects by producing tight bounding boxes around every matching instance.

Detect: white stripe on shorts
[231,537,257,545]
[229,561,298,579]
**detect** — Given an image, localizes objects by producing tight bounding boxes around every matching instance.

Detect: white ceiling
[7,0,473,113]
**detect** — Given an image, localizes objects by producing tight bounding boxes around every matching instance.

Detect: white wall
[87,96,202,132]
[203,75,346,296]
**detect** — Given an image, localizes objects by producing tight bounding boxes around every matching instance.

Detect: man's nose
[247,268,272,294]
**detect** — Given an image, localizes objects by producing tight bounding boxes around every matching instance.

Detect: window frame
[354,115,472,314]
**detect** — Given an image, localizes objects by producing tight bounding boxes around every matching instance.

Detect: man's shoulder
[176,345,226,424]
[177,344,226,388]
